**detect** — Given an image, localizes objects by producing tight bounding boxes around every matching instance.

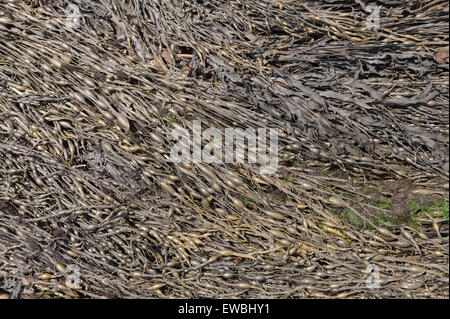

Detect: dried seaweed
[0,0,448,299]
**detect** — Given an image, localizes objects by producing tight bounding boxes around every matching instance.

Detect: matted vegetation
[0,0,448,299]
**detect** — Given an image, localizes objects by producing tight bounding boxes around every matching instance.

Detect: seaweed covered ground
[0,0,448,299]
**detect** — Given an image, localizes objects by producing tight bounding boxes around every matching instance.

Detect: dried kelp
[0,0,448,299]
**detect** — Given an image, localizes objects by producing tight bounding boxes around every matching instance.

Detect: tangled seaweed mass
[0,0,448,299]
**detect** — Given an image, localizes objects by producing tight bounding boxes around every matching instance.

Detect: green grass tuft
[167,113,178,123]
[343,210,364,230]
[408,198,449,219]
[242,198,254,209]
